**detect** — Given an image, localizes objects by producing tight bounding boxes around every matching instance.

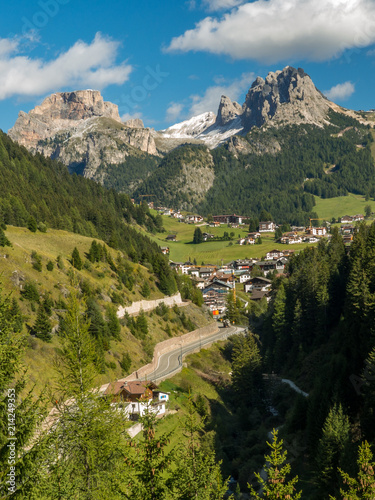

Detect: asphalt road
[147,323,246,383]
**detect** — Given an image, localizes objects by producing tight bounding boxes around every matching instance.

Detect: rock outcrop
[8,90,158,181]
[241,66,331,130]
[216,96,242,126]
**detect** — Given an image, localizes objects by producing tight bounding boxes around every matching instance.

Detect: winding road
[147,324,246,383]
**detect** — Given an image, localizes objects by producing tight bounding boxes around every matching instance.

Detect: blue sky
[1,0,375,132]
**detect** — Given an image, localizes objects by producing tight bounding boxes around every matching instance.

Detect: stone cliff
[8,90,158,181]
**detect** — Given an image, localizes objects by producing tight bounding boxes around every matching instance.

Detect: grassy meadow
[146,213,314,263]
[313,193,375,220]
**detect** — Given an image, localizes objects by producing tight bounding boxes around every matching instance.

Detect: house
[265,249,284,260]
[340,225,355,234]
[213,273,234,284]
[202,232,215,241]
[340,215,353,224]
[166,234,177,242]
[304,235,319,243]
[160,247,169,255]
[169,261,184,272]
[188,268,200,278]
[185,215,204,224]
[343,234,353,244]
[213,214,244,225]
[244,276,272,293]
[191,277,206,289]
[202,279,234,312]
[259,221,276,232]
[280,235,303,244]
[233,259,255,270]
[180,262,193,274]
[238,272,251,283]
[199,267,216,279]
[251,260,282,276]
[306,226,327,236]
[249,290,271,302]
[104,380,169,420]
[248,232,261,239]
[353,214,364,222]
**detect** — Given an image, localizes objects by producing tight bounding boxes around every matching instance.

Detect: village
[153,206,370,316]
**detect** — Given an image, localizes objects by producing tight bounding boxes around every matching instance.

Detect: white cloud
[166,0,375,63]
[188,72,253,116]
[203,0,246,11]
[121,111,143,122]
[166,102,185,122]
[0,33,132,100]
[324,81,355,101]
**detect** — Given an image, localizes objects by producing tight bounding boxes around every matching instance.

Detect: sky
[1,0,375,132]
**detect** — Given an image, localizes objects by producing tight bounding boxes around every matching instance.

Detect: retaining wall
[123,322,219,383]
[117,292,185,318]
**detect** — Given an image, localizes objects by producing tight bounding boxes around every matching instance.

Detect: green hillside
[0,225,211,393]
[134,113,375,225]
[314,192,375,220]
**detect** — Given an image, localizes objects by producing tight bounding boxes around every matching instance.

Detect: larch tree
[35,290,132,500]
[249,429,302,500]
[0,286,48,499]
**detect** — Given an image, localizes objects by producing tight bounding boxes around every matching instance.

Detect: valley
[1,62,375,499]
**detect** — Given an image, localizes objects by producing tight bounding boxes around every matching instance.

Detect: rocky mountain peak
[242,66,330,130]
[216,95,243,126]
[8,90,121,148]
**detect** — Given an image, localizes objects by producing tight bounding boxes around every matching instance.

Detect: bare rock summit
[8,90,158,182]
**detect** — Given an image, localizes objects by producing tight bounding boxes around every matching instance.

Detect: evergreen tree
[27,216,37,232]
[171,394,226,499]
[129,406,173,500]
[249,429,302,499]
[38,291,132,499]
[136,310,149,338]
[0,228,11,247]
[46,260,54,271]
[193,227,203,244]
[315,404,350,496]
[141,280,151,298]
[0,286,48,498]
[106,305,121,340]
[71,247,83,270]
[231,333,262,398]
[33,304,52,341]
[336,441,375,500]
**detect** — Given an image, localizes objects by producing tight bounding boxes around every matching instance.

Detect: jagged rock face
[124,118,144,129]
[216,96,242,126]
[9,90,121,148]
[241,66,331,130]
[8,90,158,180]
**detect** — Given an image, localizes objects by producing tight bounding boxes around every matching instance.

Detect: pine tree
[71,246,83,270]
[193,227,203,244]
[171,394,226,499]
[0,286,48,498]
[129,406,173,500]
[315,404,350,496]
[249,429,302,499]
[0,228,11,247]
[38,291,132,498]
[141,280,151,298]
[336,441,375,500]
[136,310,149,338]
[33,304,52,341]
[27,216,37,232]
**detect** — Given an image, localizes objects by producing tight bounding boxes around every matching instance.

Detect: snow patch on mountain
[160,111,244,148]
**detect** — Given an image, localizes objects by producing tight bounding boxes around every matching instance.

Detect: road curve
[147,324,245,383]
